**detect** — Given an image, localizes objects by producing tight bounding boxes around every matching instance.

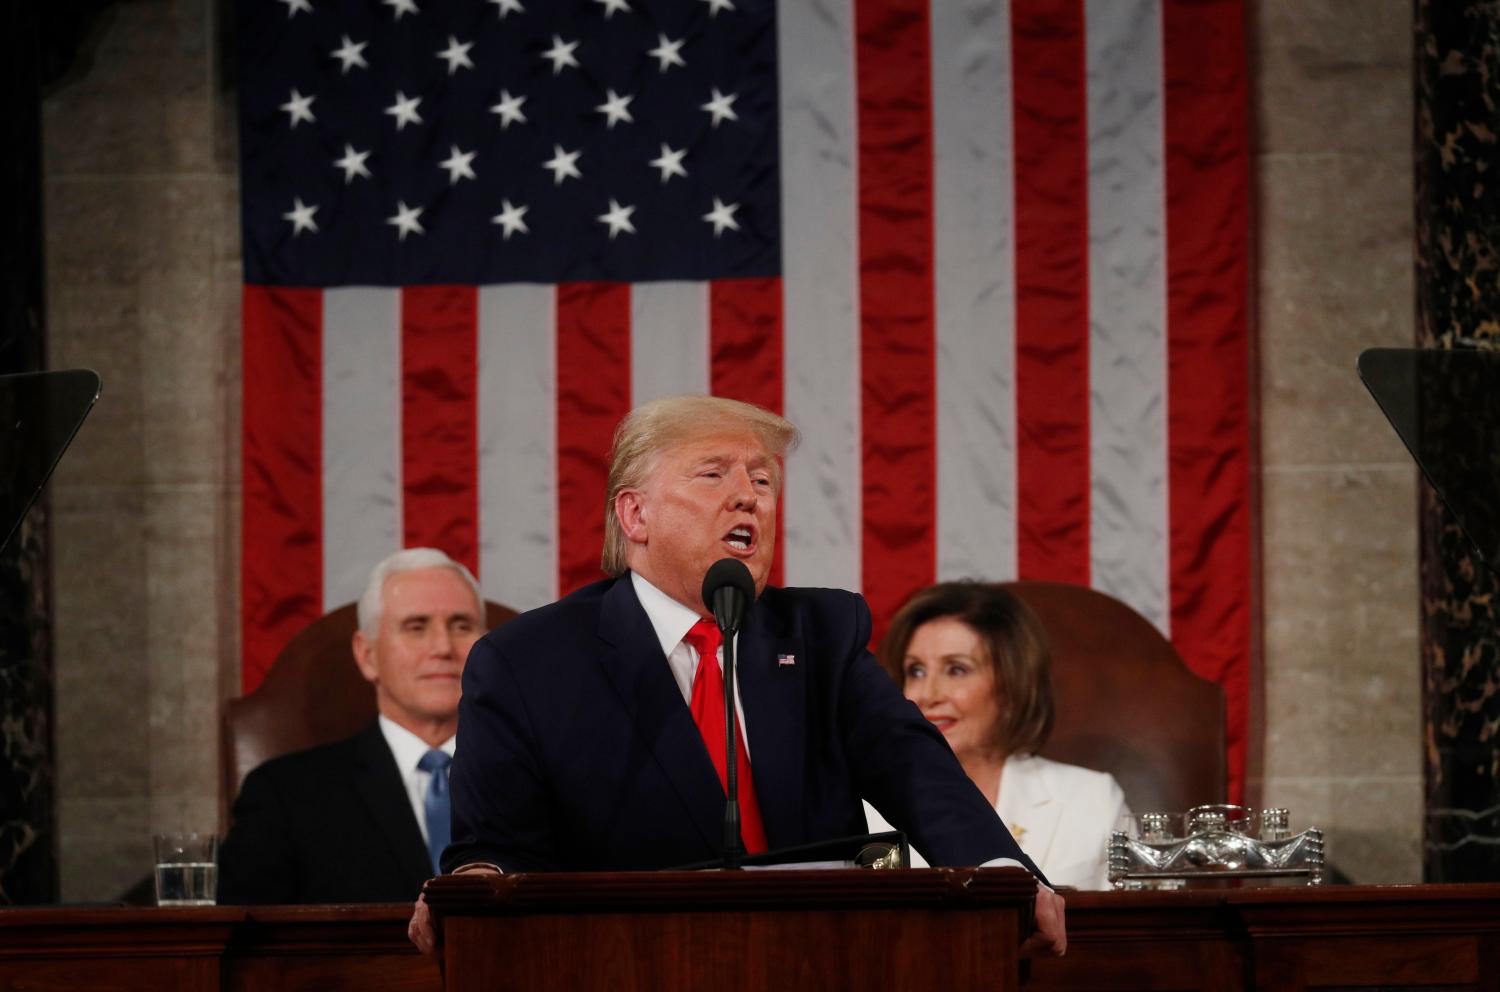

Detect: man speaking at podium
[409,395,1065,955]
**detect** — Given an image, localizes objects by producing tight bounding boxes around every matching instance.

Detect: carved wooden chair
[1001,581,1226,814]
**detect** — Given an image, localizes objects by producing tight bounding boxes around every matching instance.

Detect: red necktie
[683,619,769,854]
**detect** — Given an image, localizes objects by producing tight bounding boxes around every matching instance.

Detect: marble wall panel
[144,485,227,799]
[50,486,150,788]
[1413,0,1500,882]
[56,796,151,904]
[41,0,214,178]
[1253,0,1421,882]
[44,0,238,902]
[1257,151,1418,468]
[1255,0,1410,156]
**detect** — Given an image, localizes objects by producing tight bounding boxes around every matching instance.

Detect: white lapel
[995,755,1063,871]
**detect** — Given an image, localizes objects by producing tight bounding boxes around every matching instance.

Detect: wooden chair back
[1001,581,1226,814]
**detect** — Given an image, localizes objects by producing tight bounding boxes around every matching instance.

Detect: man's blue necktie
[418,749,452,874]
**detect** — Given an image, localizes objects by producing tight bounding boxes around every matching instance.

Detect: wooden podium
[424,867,1037,992]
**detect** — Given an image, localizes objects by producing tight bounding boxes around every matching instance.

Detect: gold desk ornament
[855,842,904,870]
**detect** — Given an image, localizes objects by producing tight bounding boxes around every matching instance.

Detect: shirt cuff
[980,856,1052,891]
[451,862,503,875]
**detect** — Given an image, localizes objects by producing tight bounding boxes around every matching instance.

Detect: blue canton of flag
[238,0,781,286]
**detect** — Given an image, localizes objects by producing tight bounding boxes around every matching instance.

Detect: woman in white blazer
[864,582,1128,889]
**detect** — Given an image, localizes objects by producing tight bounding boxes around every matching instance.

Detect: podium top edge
[424,867,1037,916]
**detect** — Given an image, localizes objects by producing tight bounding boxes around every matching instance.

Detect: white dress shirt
[378,715,456,847]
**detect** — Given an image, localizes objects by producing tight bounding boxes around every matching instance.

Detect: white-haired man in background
[219,548,483,904]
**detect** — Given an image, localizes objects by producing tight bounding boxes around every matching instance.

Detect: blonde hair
[602,395,799,575]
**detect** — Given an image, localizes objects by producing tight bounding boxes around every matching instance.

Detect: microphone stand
[721,625,742,870]
[704,558,754,871]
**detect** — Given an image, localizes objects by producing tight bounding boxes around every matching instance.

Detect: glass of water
[153,832,218,906]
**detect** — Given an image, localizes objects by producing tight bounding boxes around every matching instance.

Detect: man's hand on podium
[1020,882,1067,957]
[408,864,502,956]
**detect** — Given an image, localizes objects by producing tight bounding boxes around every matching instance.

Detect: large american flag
[238,0,1252,799]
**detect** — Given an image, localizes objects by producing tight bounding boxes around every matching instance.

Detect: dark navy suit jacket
[218,722,434,903]
[446,575,1039,876]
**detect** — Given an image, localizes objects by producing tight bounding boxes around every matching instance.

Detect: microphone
[701,558,756,868]
[702,557,755,634]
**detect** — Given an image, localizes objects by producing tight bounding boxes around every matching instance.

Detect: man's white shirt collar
[379,714,455,771]
[630,570,705,659]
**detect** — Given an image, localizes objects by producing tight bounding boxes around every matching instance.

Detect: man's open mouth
[724,525,755,552]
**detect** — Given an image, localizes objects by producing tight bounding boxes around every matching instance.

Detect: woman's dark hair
[877,581,1055,756]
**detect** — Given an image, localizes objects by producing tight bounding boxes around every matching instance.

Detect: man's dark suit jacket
[218,722,434,904]
[447,574,1040,876]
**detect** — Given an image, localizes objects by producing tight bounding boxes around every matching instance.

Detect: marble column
[0,1,56,904]
[1415,0,1500,880]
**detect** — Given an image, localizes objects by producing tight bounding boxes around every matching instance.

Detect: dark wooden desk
[1029,882,1500,990]
[4,884,1499,991]
[0,904,438,992]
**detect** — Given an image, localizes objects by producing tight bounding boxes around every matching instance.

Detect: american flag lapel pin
[777,653,796,667]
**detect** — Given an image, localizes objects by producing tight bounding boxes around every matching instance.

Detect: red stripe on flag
[855,0,937,638]
[557,282,631,595]
[709,276,786,588]
[401,285,479,575]
[1011,0,1090,585]
[241,285,323,692]
[1164,0,1253,804]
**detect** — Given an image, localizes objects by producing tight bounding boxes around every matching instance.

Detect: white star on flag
[280,88,316,128]
[594,0,630,17]
[489,89,527,129]
[541,35,580,75]
[333,144,372,183]
[439,145,478,185]
[491,199,529,239]
[701,87,738,127]
[278,0,312,18]
[700,0,734,16]
[542,144,582,185]
[595,89,634,128]
[596,198,636,239]
[385,91,423,130]
[436,36,475,74]
[488,0,523,15]
[702,197,740,236]
[647,34,685,72]
[331,35,368,73]
[383,0,419,19]
[385,201,425,240]
[648,143,688,183]
[282,197,319,235]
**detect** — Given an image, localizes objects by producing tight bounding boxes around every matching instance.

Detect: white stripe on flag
[779,0,861,593]
[934,0,1018,584]
[1085,0,1169,631]
[322,286,401,609]
[630,282,710,404]
[478,284,558,611]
